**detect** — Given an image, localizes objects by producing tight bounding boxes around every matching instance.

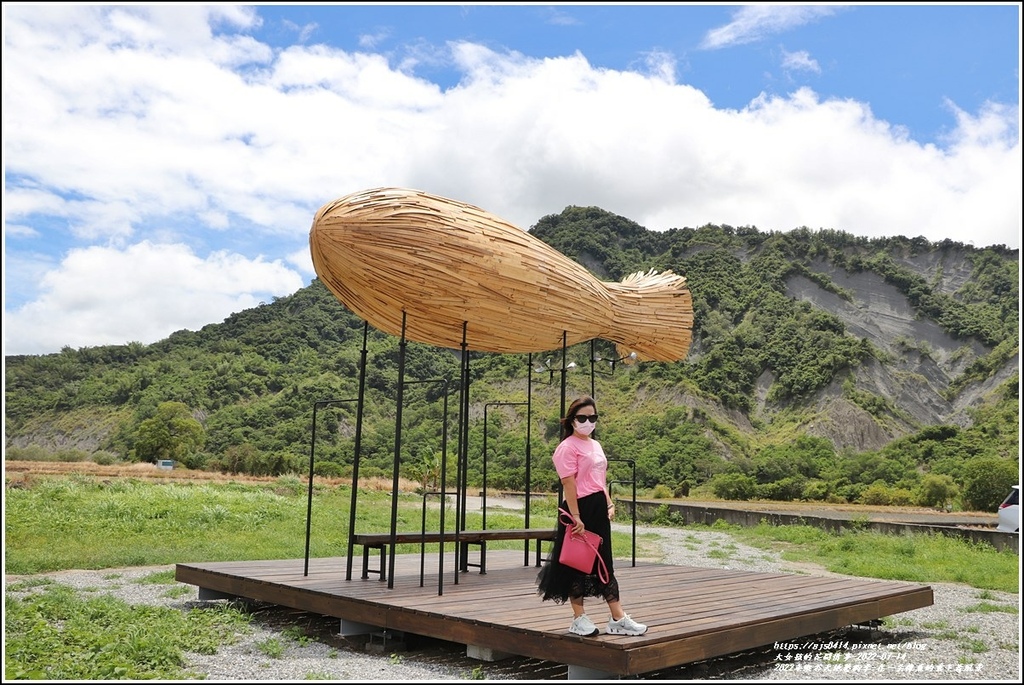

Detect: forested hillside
[4,210,1019,511]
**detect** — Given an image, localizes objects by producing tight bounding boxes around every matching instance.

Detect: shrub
[649,484,674,499]
[888,488,915,506]
[859,482,891,505]
[313,460,344,478]
[54,448,91,462]
[710,473,757,500]
[961,457,1018,511]
[644,503,684,526]
[179,451,209,470]
[273,475,305,496]
[758,476,806,502]
[5,445,57,461]
[916,474,958,509]
[834,482,865,503]
[92,451,120,466]
[802,479,829,501]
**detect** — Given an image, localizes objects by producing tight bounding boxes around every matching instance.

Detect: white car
[996,485,1019,533]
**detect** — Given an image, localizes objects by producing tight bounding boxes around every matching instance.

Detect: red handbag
[558,508,610,583]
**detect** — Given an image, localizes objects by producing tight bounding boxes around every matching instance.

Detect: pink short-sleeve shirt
[552,435,607,498]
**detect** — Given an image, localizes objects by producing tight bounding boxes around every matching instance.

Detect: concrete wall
[628,500,1018,554]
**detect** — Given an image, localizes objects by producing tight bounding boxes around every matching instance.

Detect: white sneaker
[569,614,599,637]
[607,614,647,636]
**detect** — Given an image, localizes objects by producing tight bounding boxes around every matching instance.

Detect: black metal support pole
[559,330,569,424]
[438,384,449,596]
[525,353,533,566]
[387,313,409,588]
[345,322,369,581]
[609,457,638,567]
[631,460,637,566]
[590,339,596,400]
[304,401,319,576]
[455,322,471,584]
[557,331,568,504]
[482,402,488,530]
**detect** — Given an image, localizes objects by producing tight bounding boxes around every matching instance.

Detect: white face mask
[573,418,596,436]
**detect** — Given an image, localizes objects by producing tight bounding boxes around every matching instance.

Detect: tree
[960,457,1018,512]
[134,401,205,464]
[916,474,958,510]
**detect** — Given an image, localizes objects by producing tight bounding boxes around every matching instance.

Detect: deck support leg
[339,619,379,636]
[466,644,513,661]
[567,663,618,680]
[366,629,407,653]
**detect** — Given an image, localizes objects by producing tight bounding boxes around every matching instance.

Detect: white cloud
[3,5,1019,355]
[781,49,821,75]
[286,21,320,45]
[4,223,40,239]
[3,242,304,355]
[701,5,843,50]
[357,28,391,50]
[542,7,581,28]
[286,245,316,279]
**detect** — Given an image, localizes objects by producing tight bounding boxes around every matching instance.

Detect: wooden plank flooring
[175,550,933,677]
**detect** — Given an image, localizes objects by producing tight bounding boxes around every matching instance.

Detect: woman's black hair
[560,395,596,439]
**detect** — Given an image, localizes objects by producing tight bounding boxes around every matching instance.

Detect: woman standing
[536,395,648,637]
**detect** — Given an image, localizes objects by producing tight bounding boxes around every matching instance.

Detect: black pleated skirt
[536,490,620,604]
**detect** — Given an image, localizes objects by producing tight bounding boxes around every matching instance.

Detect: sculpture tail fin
[604,269,694,363]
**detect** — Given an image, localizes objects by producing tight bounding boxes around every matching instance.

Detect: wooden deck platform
[176,550,934,678]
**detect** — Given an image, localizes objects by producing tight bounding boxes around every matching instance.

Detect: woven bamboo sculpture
[309,187,693,362]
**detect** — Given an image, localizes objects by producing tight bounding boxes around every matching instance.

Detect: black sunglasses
[574,414,599,423]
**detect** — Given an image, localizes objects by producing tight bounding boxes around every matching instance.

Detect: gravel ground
[6,523,1020,682]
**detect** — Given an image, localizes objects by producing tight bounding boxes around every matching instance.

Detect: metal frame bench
[352,528,556,582]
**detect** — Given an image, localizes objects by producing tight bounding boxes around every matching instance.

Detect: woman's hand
[607,503,616,519]
[571,516,585,535]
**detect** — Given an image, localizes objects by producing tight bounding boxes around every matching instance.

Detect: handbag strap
[558,507,576,528]
[558,508,611,584]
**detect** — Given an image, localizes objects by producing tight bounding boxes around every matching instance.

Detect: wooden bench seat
[352,528,556,581]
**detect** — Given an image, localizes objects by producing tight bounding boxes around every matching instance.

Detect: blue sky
[3,3,1021,355]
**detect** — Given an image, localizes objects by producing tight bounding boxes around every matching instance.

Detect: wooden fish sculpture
[309,187,693,362]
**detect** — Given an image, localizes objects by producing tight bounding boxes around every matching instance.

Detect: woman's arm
[560,475,585,533]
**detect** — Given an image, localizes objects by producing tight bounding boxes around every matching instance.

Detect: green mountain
[4,208,1019,510]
